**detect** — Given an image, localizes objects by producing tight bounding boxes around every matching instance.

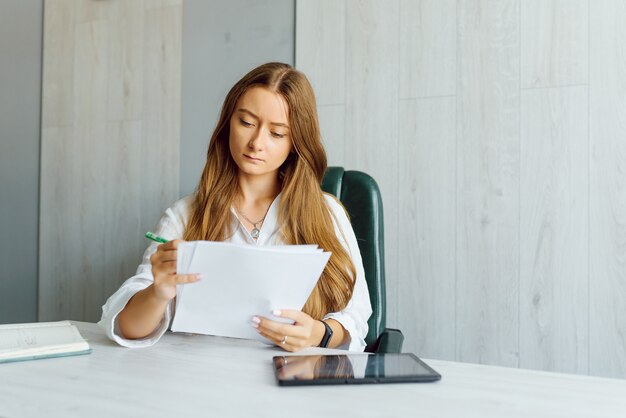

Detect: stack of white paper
[171,241,331,342]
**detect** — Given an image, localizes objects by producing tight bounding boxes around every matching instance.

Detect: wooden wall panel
[520,86,589,374]
[39,126,81,319]
[41,0,74,128]
[399,0,456,98]
[344,0,400,327]
[295,0,345,106]
[456,0,520,367]
[317,105,346,166]
[141,4,182,237]
[521,0,588,88]
[39,0,182,322]
[589,0,626,378]
[107,0,143,121]
[73,19,109,321]
[295,0,346,168]
[295,0,626,377]
[398,97,456,360]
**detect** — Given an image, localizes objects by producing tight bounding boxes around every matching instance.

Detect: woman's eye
[239,118,253,127]
[271,132,285,138]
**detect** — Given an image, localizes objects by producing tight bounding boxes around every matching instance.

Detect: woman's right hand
[150,239,202,302]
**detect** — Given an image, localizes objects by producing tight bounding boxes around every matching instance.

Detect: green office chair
[321,167,404,353]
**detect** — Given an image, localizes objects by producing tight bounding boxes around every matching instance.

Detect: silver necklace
[235,205,269,240]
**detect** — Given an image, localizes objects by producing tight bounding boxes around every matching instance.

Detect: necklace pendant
[251,228,260,239]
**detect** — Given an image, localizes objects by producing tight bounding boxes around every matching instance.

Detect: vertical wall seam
[293,0,297,66]
[518,0,522,369]
[587,0,591,376]
[454,0,459,362]
[36,0,45,321]
[344,0,347,173]
[396,0,400,329]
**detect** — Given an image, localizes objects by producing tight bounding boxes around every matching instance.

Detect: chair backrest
[321,167,386,346]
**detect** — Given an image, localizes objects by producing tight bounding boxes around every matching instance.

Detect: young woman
[98,62,372,352]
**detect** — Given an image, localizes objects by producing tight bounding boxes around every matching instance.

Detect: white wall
[296,0,626,378]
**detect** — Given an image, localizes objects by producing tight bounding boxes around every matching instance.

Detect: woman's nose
[247,128,265,150]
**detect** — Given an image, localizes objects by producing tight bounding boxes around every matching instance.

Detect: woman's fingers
[150,248,177,265]
[253,316,308,351]
[172,273,202,284]
[258,326,287,343]
[257,328,298,352]
[161,239,182,251]
[255,317,294,337]
[273,309,308,323]
[252,311,323,351]
[156,249,177,262]
[152,262,177,283]
[148,239,194,302]
[159,260,177,271]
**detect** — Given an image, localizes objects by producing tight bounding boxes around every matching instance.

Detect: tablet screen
[273,353,441,386]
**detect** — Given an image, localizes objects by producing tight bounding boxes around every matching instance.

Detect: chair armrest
[365,328,404,353]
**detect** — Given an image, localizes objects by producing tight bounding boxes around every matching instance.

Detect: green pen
[145,232,169,244]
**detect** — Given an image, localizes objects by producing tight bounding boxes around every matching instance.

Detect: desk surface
[1,322,625,418]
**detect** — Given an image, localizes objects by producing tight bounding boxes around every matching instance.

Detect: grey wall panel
[520,86,589,374]
[398,97,456,361]
[0,0,42,324]
[39,0,183,322]
[456,0,520,368]
[181,0,295,197]
[521,0,588,88]
[345,0,400,329]
[590,0,626,378]
[295,0,626,378]
[399,0,456,98]
[295,0,345,168]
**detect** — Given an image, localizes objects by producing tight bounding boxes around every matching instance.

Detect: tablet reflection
[275,355,355,380]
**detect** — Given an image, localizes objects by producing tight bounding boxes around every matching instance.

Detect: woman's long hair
[183,62,356,319]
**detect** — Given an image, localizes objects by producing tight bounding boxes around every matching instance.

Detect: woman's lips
[244,154,263,162]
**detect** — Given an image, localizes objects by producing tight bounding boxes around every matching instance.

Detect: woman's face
[229,86,293,178]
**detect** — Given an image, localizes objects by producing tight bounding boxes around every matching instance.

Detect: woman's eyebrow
[237,108,289,128]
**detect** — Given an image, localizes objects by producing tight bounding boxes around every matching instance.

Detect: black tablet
[272,353,441,386]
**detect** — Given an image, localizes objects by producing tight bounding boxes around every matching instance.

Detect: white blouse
[98,192,373,351]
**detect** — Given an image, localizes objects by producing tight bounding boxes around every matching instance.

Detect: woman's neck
[236,171,281,205]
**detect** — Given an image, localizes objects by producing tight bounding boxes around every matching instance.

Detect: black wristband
[318,320,334,348]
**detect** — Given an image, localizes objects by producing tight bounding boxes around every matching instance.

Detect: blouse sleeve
[321,194,373,352]
[97,197,191,348]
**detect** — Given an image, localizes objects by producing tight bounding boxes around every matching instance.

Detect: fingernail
[250,321,259,329]
[196,274,203,280]
[273,310,281,316]
[251,316,261,324]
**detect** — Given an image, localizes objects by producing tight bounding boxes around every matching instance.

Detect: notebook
[0,320,91,364]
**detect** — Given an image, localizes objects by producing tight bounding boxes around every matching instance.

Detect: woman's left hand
[252,309,325,352]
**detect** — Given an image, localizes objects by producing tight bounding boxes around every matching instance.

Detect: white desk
[1,322,625,418]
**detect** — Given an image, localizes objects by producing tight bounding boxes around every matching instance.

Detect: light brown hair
[183,62,355,319]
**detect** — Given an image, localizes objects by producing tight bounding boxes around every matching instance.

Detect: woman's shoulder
[169,194,195,215]
[163,194,195,230]
[322,192,349,220]
[322,191,340,208]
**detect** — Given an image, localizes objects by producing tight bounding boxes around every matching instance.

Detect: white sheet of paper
[171,241,331,342]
